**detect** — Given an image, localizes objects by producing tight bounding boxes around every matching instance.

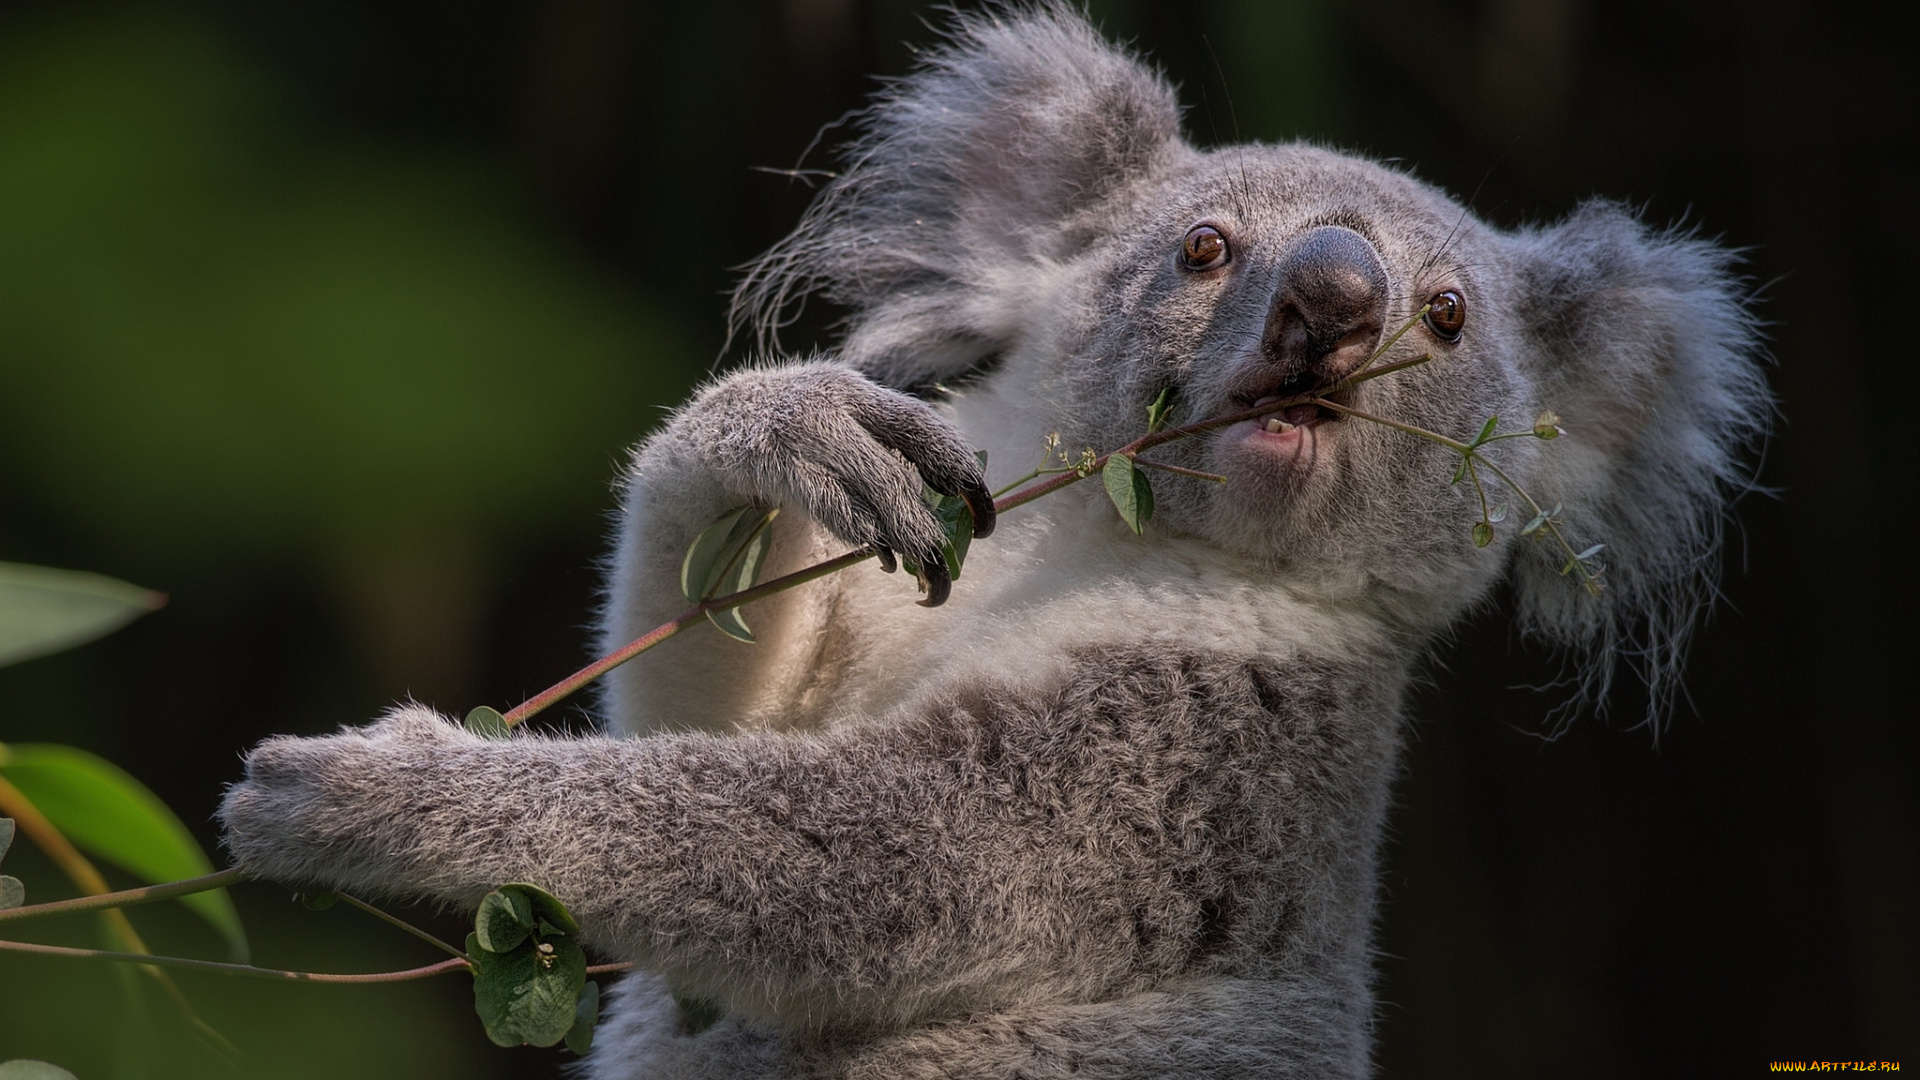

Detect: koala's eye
[1424,290,1466,340]
[1181,225,1229,271]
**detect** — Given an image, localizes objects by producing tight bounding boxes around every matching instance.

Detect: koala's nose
[1261,225,1390,379]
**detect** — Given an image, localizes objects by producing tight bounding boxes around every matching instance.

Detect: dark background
[1,0,1913,1076]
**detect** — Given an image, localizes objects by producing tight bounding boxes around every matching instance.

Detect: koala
[219,5,1770,1077]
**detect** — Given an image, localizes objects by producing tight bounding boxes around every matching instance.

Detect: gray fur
[220,4,1770,1076]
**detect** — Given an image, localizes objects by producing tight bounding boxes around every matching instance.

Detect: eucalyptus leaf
[299,891,338,911]
[923,486,977,580]
[702,509,775,643]
[1145,386,1174,434]
[1470,415,1500,448]
[468,930,588,1048]
[465,706,510,739]
[1532,410,1563,439]
[0,817,13,863]
[1102,455,1154,535]
[0,875,23,910]
[0,744,247,961]
[475,888,535,953]
[680,507,748,604]
[492,881,581,937]
[681,507,778,606]
[564,979,600,1054]
[1520,505,1559,537]
[0,562,165,668]
[1471,521,1494,548]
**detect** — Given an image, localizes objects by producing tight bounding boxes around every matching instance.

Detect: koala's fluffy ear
[1504,201,1772,722]
[733,3,1186,391]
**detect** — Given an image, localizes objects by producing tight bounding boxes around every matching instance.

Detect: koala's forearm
[222,646,1398,1025]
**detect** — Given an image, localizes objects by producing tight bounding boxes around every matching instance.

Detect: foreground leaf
[464,706,510,739]
[564,979,600,1054]
[1145,386,1174,434]
[681,507,778,642]
[0,563,165,668]
[474,888,535,953]
[0,745,246,961]
[0,819,20,908]
[923,487,977,580]
[468,930,587,1048]
[1103,455,1154,535]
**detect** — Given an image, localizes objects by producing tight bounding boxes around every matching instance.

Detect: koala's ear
[1502,201,1772,722]
[733,3,1187,391]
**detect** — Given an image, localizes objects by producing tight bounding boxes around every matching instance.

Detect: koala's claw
[956,476,997,539]
[914,551,953,608]
[689,363,990,605]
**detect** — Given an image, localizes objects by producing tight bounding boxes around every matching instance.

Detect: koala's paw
[693,363,996,606]
[218,706,471,892]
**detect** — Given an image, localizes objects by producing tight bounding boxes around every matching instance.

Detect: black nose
[1261,225,1390,379]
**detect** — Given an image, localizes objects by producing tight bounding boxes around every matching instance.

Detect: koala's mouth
[1241,376,1353,434]
[1252,398,1338,434]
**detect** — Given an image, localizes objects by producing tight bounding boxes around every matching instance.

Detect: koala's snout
[1260,226,1390,383]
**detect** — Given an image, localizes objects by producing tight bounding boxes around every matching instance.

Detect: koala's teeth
[1264,418,1297,434]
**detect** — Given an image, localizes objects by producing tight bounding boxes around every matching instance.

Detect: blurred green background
[0,0,1912,1075]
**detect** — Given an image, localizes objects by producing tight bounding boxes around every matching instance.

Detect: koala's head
[737,3,1771,718]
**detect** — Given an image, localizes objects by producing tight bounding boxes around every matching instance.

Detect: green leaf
[0,817,13,863]
[1487,504,1508,524]
[0,744,247,962]
[1145,387,1174,434]
[681,507,778,606]
[492,881,581,937]
[0,1062,82,1080]
[1471,521,1494,548]
[681,507,777,643]
[1102,455,1154,535]
[1532,410,1563,439]
[1450,454,1470,484]
[0,562,165,668]
[1560,546,1605,576]
[464,706,510,739]
[475,888,535,953]
[923,486,977,580]
[468,930,588,1048]
[0,876,22,910]
[299,891,338,911]
[564,979,600,1054]
[1469,415,1500,448]
[1520,504,1561,537]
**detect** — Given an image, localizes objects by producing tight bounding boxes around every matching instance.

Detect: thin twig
[0,772,241,1056]
[334,891,469,961]
[1129,457,1228,482]
[0,938,471,983]
[499,321,1446,727]
[0,867,248,925]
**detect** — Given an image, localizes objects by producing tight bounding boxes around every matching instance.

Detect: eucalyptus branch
[1131,458,1227,483]
[0,867,247,926]
[335,890,468,961]
[498,331,1449,728]
[1313,396,1605,595]
[0,773,239,1059]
